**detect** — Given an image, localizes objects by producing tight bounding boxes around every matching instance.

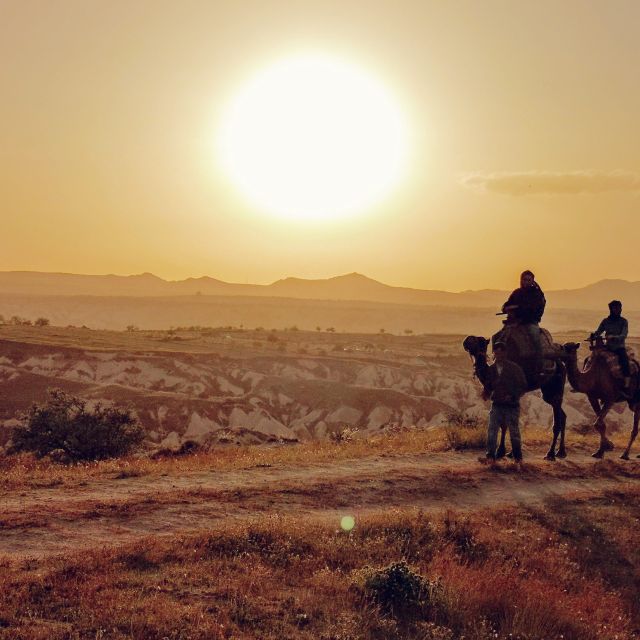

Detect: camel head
[463,336,490,357]
[562,342,581,359]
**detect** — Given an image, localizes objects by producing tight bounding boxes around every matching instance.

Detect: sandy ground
[2,447,638,561]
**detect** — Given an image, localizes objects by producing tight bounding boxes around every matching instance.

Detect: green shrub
[354,561,444,621]
[11,389,144,462]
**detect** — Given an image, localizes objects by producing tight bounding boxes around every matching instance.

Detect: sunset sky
[1,1,639,292]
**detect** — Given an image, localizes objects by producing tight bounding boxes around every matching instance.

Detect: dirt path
[1,449,639,560]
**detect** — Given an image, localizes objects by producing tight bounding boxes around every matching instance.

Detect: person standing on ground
[480,342,528,468]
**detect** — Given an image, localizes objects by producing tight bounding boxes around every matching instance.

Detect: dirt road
[1,448,638,560]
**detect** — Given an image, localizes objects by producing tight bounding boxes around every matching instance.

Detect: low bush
[11,389,144,462]
[354,561,445,622]
[443,410,485,451]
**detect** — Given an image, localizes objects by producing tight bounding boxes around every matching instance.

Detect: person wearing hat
[592,300,631,390]
[502,270,546,379]
[480,341,528,467]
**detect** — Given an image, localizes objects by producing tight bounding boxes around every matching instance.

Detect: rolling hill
[1,270,639,309]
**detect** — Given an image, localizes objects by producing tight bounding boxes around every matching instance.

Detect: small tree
[11,389,144,462]
[404,328,413,335]
[34,317,50,327]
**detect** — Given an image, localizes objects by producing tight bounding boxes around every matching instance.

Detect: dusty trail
[1,448,638,560]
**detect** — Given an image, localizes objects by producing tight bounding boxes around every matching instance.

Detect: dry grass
[1,488,639,639]
[0,427,445,491]
[442,411,486,451]
[2,421,637,493]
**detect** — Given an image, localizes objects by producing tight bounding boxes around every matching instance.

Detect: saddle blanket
[586,347,639,379]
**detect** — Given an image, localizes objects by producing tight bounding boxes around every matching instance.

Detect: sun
[216,53,410,221]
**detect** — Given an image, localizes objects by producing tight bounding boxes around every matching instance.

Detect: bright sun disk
[216,53,410,221]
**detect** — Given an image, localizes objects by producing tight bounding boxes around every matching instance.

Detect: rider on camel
[592,300,631,391]
[501,270,546,379]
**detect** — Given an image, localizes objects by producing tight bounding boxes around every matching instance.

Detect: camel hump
[589,347,640,378]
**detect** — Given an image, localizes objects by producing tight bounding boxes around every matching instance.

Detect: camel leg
[588,395,602,415]
[542,366,567,461]
[592,400,614,458]
[544,400,566,461]
[555,405,568,458]
[495,425,508,459]
[620,407,640,460]
[587,395,604,457]
[545,426,559,461]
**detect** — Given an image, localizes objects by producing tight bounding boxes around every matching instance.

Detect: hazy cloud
[462,170,640,196]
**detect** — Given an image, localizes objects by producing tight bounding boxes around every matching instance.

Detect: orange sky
[1,1,639,291]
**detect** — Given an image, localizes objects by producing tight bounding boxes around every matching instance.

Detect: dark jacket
[502,283,546,324]
[484,359,528,407]
[594,315,628,351]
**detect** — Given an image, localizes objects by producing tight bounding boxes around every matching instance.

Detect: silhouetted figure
[480,342,528,467]
[592,300,630,390]
[502,270,545,378]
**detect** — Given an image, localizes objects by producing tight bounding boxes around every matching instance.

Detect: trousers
[524,322,544,375]
[487,404,522,461]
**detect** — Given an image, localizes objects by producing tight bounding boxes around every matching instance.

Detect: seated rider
[502,270,546,378]
[592,300,631,390]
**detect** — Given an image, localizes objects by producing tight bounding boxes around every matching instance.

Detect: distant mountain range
[0,270,639,311]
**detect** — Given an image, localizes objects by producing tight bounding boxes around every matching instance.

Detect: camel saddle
[493,324,562,361]
[585,346,640,379]
[491,324,563,386]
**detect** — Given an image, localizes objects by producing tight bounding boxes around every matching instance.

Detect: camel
[563,339,640,459]
[463,328,567,460]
